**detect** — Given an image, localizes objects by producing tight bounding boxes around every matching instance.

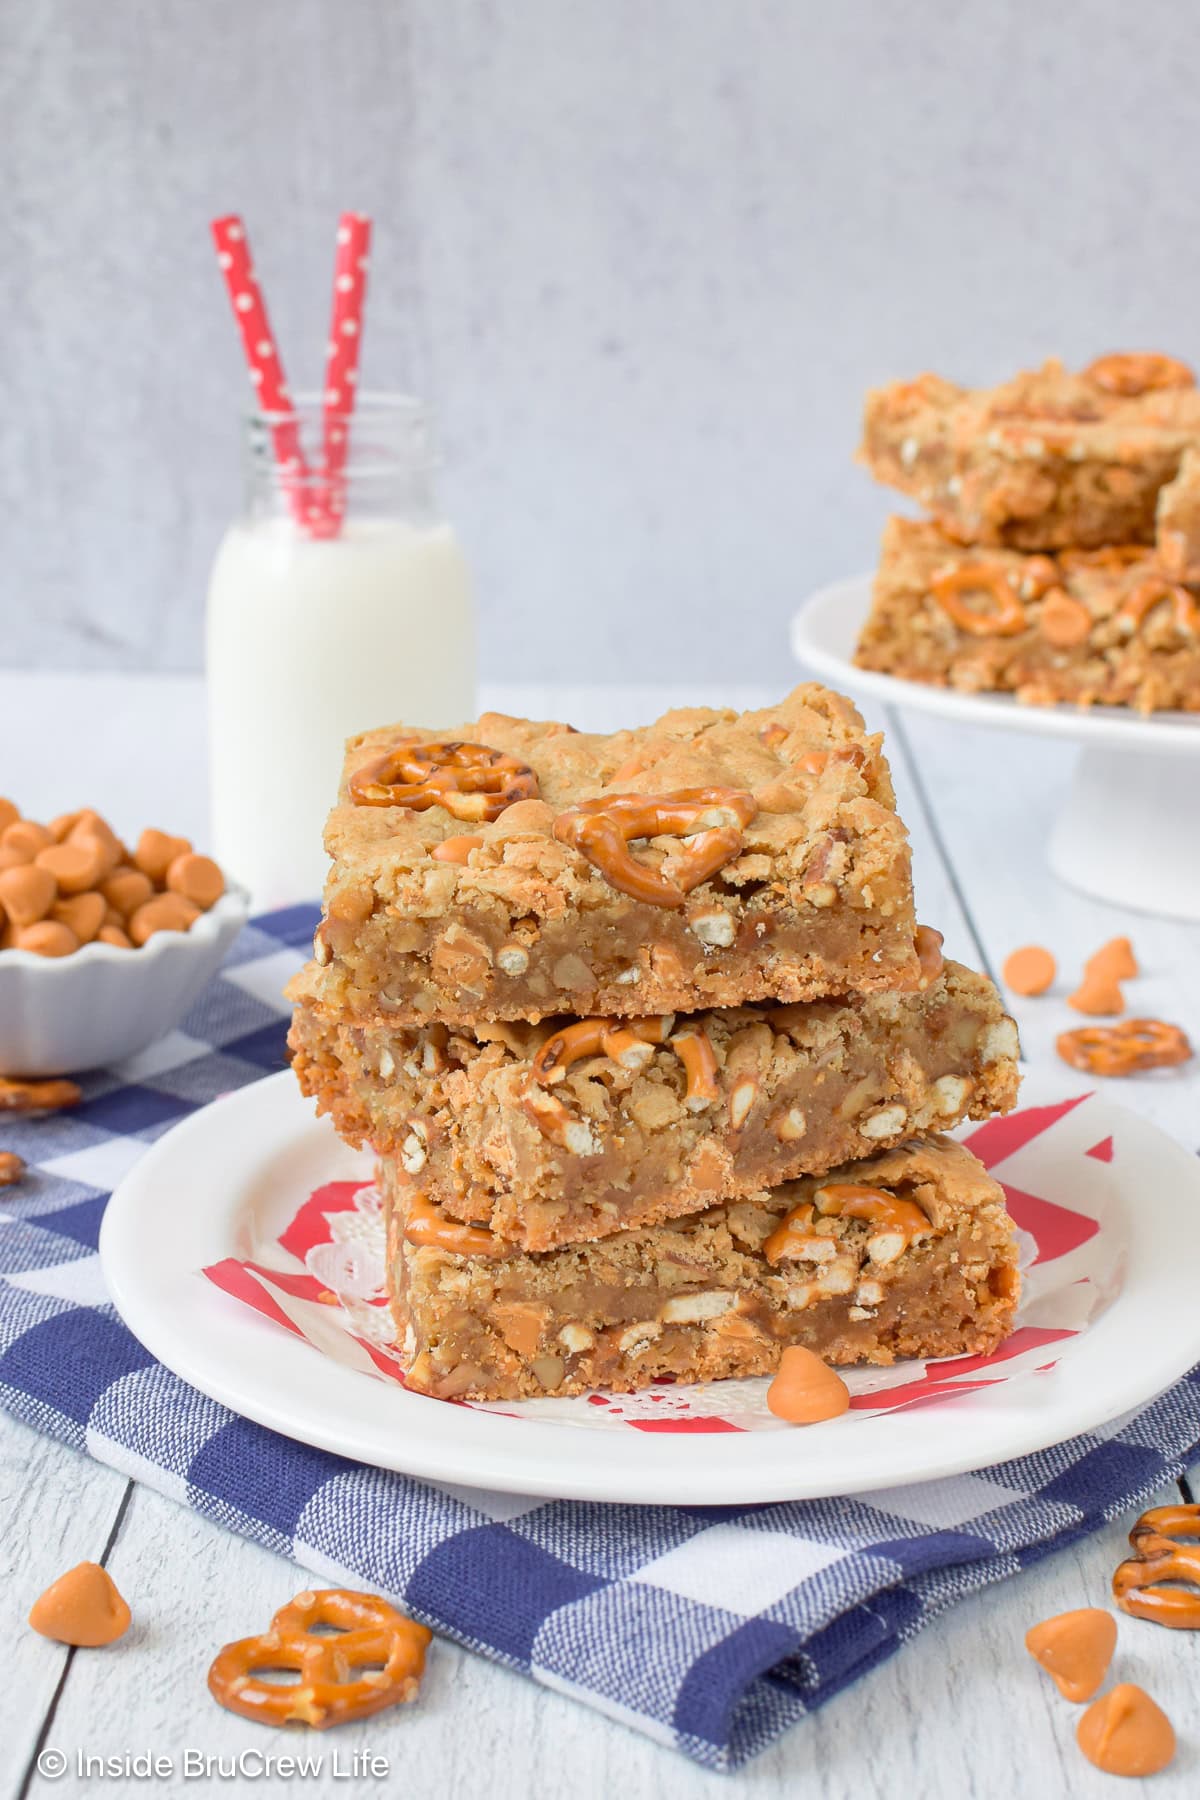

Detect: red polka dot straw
[321,212,372,524]
[210,215,325,535]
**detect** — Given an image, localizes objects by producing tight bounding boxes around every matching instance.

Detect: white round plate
[100,1069,1200,1506]
[791,574,1200,756]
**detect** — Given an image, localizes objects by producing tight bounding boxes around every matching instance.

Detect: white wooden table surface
[1,670,1198,1800]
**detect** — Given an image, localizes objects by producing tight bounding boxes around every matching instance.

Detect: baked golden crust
[382,1136,1021,1402]
[310,685,920,1025]
[854,517,1200,714]
[290,959,1019,1250]
[859,357,1200,551]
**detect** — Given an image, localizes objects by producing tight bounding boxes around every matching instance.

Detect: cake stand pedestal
[791,576,1200,924]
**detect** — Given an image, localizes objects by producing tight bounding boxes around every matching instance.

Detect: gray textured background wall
[4,0,1200,683]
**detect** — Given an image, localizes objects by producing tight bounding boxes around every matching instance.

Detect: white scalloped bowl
[0,887,250,1077]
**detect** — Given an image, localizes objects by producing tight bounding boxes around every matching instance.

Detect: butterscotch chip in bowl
[0,799,246,1076]
[0,864,57,930]
[166,853,225,911]
[100,868,154,917]
[128,893,201,946]
[14,922,78,958]
[133,828,192,885]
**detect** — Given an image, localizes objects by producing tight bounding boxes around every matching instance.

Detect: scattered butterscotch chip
[29,1562,131,1647]
[766,1346,851,1424]
[1068,972,1125,1017]
[1086,936,1139,982]
[1077,1684,1175,1778]
[1003,945,1056,996]
[0,1151,25,1185]
[0,1076,82,1113]
[1025,1607,1116,1701]
[166,852,225,910]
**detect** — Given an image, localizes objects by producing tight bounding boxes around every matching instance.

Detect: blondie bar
[854,517,1200,713]
[290,951,1019,1250]
[382,1136,1020,1401]
[859,354,1200,551]
[311,687,920,1026]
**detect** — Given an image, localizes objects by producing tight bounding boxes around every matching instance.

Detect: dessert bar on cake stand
[792,574,1200,923]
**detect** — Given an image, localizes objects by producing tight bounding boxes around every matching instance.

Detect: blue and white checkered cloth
[2,905,1199,1770]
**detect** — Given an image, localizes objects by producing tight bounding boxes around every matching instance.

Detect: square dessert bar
[855,517,1200,714]
[290,951,1019,1251]
[382,1136,1021,1402]
[312,685,920,1026]
[859,354,1200,551]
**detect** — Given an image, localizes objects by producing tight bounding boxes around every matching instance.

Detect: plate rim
[99,1068,1200,1505]
[791,574,1200,756]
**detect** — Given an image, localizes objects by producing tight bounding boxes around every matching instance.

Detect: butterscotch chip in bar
[290,957,1019,1251]
[381,1135,1021,1402]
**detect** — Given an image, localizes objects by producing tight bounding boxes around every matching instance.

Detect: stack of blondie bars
[855,352,1200,714]
[289,686,1022,1403]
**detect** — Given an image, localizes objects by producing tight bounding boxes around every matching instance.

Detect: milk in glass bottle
[206,396,475,905]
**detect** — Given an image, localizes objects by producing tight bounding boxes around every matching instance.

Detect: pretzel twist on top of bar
[1084,352,1196,396]
[349,740,538,822]
[552,788,758,907]
[207,1589,431,1727]
[930,565,1027,637]
[1115,577,1200,638]
[1056,1018,1192,1077]
[522,1014,721,1147]
[1114,1505,1200,1628]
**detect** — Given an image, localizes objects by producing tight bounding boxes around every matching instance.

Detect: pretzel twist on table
[207,1589,432,1728]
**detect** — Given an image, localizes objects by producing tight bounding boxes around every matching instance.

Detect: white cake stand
[791,576,1200,923]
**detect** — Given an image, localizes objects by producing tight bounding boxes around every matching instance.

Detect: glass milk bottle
[206,396,475,906]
